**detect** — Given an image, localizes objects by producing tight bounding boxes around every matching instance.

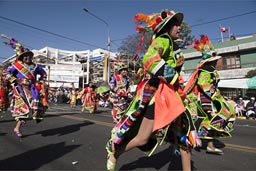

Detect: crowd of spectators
[227,96,256,119]
[47,86,113,109]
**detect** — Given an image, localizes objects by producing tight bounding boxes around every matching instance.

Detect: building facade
[2,35,256,99]
[182,35,256,100]
[1,47,117,89]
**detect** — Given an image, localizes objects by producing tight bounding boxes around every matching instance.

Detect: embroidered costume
[184,35,236,140]
[109,61,130,123]
[0,68,11,112]
[106,10,200,162]
[81,84,97,113]
[2,34,47,123]
[69,84,77,107]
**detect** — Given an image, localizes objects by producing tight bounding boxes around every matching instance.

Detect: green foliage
[118,31,152,57]
[245,69,256,78]
[177,22,195,49]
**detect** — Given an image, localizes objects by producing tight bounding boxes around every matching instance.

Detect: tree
[177,22,195,49]
[245,69,256,78]
[118,31,152,58]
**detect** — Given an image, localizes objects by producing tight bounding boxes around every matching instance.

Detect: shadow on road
[194,139,225,152]
[0,132,7,136]
[120,145,196,170]
[0,142,81,170]
[23,121,94,138]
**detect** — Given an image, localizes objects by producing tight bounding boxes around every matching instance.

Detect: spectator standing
[236,97,245,116]
[69,83,77,108]
[245,97,256,119]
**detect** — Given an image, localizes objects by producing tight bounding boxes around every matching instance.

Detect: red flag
[220,26,229,33]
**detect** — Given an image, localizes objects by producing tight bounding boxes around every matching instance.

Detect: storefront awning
[218,78,249,89]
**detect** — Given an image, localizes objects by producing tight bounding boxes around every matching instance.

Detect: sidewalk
[236,116,255,120]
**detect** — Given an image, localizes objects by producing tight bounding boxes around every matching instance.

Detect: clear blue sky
[0,0,255,62]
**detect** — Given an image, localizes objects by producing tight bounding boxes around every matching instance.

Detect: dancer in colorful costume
[1,34,47,137]
[106,9,201,171]
[0,67,11,112]
[184,35,236,154]
[69,83,77,108]
[81,83,97,113]
[35,78,49,112]
[109,61,130,123]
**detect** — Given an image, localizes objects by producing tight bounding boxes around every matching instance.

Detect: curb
[236,116,255,120]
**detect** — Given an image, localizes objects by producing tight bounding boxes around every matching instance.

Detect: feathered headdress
[190,35,221,63]
[132,9,183,60]
[112,60,128,72]
[1,34,33,60]
[133,9,183,34]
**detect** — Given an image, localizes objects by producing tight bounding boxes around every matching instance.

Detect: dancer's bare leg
[109,117,154,164]
[14,120,22,132]
[125,117,154,151]
[207,140,214,148]
[180,148,191,171]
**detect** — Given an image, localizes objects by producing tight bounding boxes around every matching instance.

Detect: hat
[132,9,183,61]
[1,34,33,60]
[133,9,183,34]
[190,35,221,63]
[112,60,128,71]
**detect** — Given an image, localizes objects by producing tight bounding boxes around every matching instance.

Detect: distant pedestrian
[69,83,77,108]
[81,83,97,113]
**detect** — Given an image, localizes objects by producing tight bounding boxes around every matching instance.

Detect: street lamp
[83,7,111,83]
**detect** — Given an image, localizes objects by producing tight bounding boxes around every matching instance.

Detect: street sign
[90,56,102,62]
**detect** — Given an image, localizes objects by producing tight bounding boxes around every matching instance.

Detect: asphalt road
[0,103,255,170]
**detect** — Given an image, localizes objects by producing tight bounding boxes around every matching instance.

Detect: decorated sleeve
[84,87,88,93]
[109,76,118,92]
[142,36,169,74]
[5,66,17,83]
[36,64,47,80]
[197,70,215,98]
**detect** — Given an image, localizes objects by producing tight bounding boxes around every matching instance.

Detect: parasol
[97,86,110,94]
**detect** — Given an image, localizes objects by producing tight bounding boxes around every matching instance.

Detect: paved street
[0,103,255,170]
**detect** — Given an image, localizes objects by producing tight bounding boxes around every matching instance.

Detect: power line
[108,11,256,47]
[0,16,106,50]
[191,11,256,27]
[1,10,255,53]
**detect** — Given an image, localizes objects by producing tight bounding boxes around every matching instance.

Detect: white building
[1,47,117,89]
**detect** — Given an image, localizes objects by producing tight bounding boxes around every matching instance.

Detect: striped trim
[151,59,165,75]
[143,54,161,72]
[170,72,179,85]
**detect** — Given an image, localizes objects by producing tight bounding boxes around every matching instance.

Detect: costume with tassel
[1,34,47,123]
[184,35,236,139]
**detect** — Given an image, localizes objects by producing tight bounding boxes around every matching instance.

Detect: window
[221,53,240,70]
[220,88,239,99]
